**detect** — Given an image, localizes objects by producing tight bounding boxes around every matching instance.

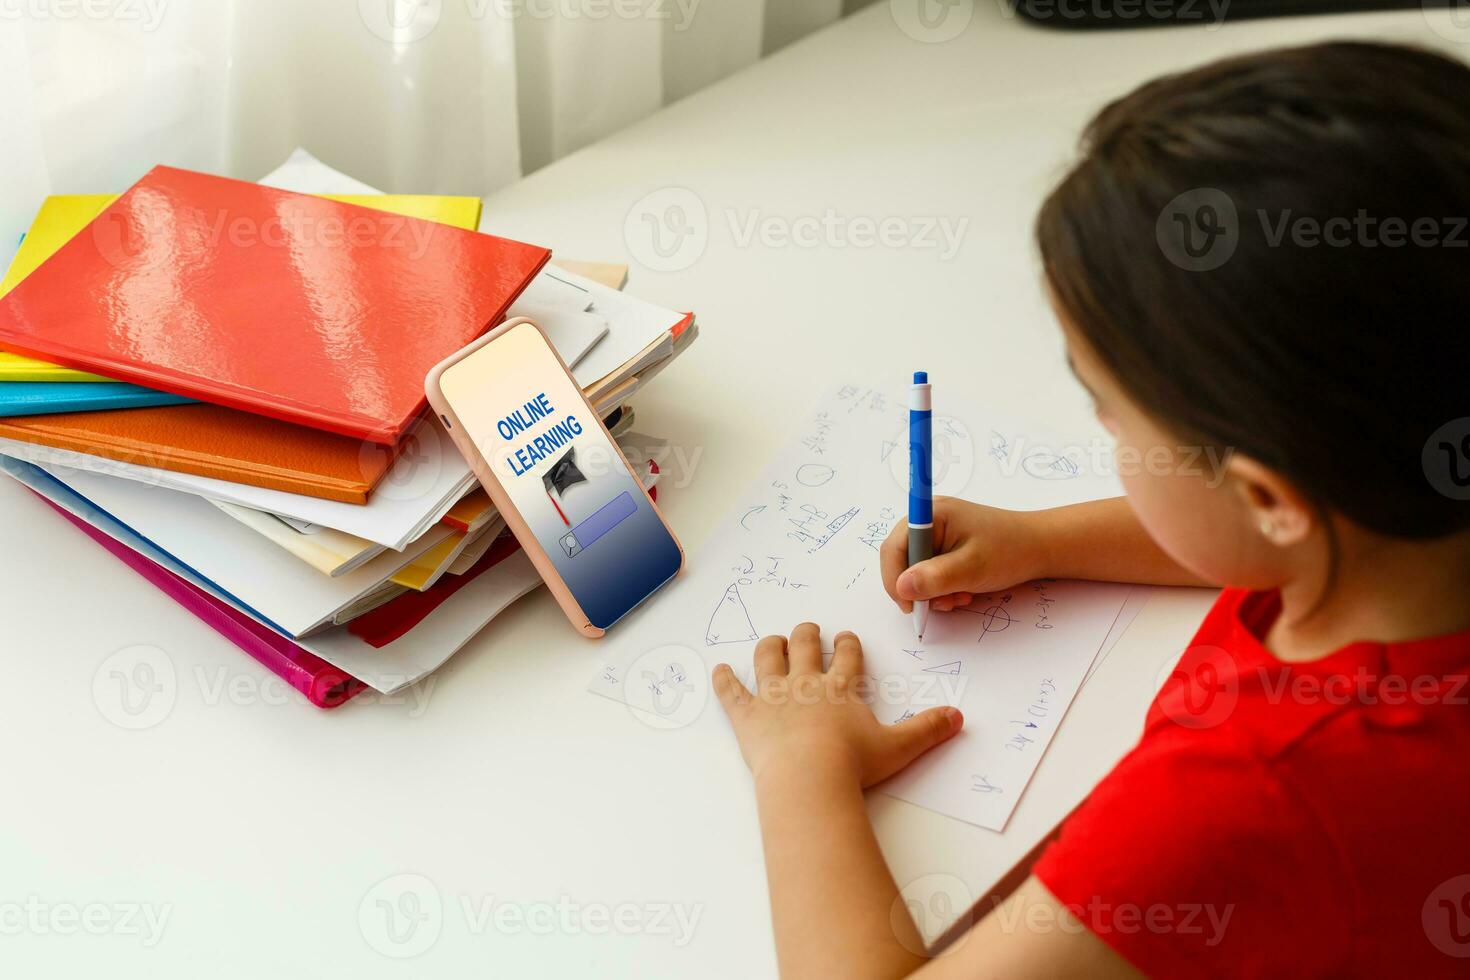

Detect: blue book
[0,381,194,417]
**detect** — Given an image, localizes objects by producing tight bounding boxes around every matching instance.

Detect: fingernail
[942,707,963,732]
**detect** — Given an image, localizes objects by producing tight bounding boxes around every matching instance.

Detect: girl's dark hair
[1037,41,1470,540]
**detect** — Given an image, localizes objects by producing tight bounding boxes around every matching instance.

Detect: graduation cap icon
[543,447,588,526]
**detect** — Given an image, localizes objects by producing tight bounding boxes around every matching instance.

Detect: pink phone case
[424,317,684,637]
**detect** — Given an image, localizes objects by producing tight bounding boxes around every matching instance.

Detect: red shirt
[1033,588,1470,977]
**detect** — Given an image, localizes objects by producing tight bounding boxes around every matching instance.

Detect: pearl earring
[1258,518,1274,538]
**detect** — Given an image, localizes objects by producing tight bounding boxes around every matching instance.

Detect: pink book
[39,495,365,708]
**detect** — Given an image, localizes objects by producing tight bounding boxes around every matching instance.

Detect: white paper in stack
[3,454,539,694]
[21,460,454,638]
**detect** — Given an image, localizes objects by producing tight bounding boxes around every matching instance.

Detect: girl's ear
[1227,453,1316,547]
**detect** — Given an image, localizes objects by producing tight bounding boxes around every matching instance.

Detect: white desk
[3,4,1462,977]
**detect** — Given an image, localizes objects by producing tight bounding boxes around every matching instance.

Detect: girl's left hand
[713,623,963,787]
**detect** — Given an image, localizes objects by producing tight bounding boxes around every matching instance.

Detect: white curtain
[0,0,865,260]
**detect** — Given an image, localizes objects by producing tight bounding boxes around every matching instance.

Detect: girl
[712,41,1470,977]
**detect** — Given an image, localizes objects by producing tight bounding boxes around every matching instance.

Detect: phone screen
[438,321,681,629]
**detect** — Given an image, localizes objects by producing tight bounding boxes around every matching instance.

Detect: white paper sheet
[2,455,540,694]
[21,460,453,638]
[588,381,1133,832]
[0,423,474,551]
[511,304,608,369]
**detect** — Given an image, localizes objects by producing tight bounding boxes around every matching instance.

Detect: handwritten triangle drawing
[706,582,758,646]
[923,661,962,675]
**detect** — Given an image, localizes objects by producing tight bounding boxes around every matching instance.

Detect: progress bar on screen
[559,491,636,558]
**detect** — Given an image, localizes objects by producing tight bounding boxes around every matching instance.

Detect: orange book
[0,403,407,504]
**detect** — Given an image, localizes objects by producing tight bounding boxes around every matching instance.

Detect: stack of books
[0,151,698,707]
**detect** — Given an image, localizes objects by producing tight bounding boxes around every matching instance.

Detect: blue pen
[908,371,933,639]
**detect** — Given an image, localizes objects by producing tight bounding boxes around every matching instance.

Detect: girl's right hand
[879,498,1049,613]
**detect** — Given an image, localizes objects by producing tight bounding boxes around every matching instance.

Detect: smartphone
[425,318,684,637]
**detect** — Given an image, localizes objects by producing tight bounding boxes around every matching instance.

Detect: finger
[712,664,752,719]
[887,706,963,769]
[896,550,976,603]
[787,621,823,675]
[879,520,912,614]
[932,591,973,613]
[753,634,788,681]
[830,630,864,677]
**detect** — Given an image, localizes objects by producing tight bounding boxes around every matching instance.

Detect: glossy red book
[0,166,550,444]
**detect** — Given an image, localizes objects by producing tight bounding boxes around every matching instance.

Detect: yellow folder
[0,192,485,383]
